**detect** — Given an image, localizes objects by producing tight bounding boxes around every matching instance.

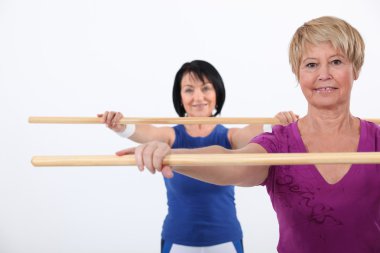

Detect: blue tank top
[162,124,243,246]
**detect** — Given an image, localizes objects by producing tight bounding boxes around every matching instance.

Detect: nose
[193,88,204,101]
[318,64,332,81]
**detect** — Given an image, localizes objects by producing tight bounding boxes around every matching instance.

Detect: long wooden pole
[27,116,380,125]
[28,116,281,125]
[31,152,380,167]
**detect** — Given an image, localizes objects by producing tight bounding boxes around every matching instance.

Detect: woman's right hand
[116,141,174,179]
[97,111,126,133]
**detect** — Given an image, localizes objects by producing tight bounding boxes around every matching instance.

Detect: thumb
[161,166,174,179]
[116,147,136,156]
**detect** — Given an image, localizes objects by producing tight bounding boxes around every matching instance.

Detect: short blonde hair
[289,16,365,80]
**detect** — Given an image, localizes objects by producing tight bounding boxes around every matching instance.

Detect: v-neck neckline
[290,119,364,187]
[182,124,218,138]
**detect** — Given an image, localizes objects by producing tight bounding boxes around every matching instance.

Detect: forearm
[174,165,267,187]
[127,125,173,144]
[230,111,298,150]
[101,111,172,145]
[230,124,264,149]
[171,144,269,186]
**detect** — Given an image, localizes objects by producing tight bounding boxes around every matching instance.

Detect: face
[180,72,216,117]
[299,42,357,110]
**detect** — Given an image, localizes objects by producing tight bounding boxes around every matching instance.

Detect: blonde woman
[122,17,380,253]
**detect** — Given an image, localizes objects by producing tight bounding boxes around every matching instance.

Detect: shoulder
[360,119,380,137]
[172,124,186,137]
[215,124,229,132]
[172,124,185,131]
[169,125,183,147]
[212,124,230,137]
[361,120,380,143]
[362,119,380,131]
[272,123,293,135]
[251,123,296,153]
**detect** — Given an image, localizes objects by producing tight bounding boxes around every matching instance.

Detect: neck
[184,124,217,137]
[301,104,357,134]
[185,124,216,131]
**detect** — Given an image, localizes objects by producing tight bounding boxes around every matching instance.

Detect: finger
[152,149,163,172]
[152,144,170,172]
[105,111,112,126]
[111,112,118,128]
[106,111,116,127]
[101,111,108,123]
[275,112,286,124]
[281,112,292,125]
[134,144,146,171]
[161,166,174,179]
[282,112,293,124]
[115,147,136,156]
[113,112,123,128]
[290,111,299,121]
[142,143,158,174]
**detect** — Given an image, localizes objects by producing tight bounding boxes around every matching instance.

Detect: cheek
[299,73,313,87]
[209,90,217,100]
[298,80,313,99]
[180,93,190,103]
[336,72,354,89]
[209,94,217,106]
[299,81,311,95]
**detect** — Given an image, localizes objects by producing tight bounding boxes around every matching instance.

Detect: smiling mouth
[314,87,338,93]
[192,104,207,108]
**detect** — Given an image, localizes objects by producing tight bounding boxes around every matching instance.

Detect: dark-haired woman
[99,60,297,253]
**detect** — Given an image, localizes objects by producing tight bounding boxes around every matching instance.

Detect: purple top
[251,119,380,253]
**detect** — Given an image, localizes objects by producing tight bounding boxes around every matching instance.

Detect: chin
[312,101,344,110]
[188,113,209,117]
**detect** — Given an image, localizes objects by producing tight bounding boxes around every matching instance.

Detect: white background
[1,0,379,252]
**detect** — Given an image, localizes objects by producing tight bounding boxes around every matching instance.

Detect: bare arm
[98,111,175,145]
[117,141,270,187]
[229,111,299,149]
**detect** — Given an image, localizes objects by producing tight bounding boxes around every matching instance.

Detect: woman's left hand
[275,111,299,124]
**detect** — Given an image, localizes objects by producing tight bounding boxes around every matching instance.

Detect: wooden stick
[28,116,280,125]
[28,116,380,125]
[31,152,380,167]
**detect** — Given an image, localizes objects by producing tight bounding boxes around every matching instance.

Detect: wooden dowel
[29,117,104,124]
[28,116,280,125]
[31,152,380,167]
[28,116,380,125]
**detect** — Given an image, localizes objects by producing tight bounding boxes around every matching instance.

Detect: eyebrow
[183,82,212,87]
[302,54,344,62]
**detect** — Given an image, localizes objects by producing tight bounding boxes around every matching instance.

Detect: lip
[314,87,338,93]
[192,104,208,107]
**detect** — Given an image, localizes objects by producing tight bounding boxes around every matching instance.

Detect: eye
[331,59,342,65]
[306,63,317,68]
[202,86,211,92]
[202,84,214,92]
[183,88,193,94]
